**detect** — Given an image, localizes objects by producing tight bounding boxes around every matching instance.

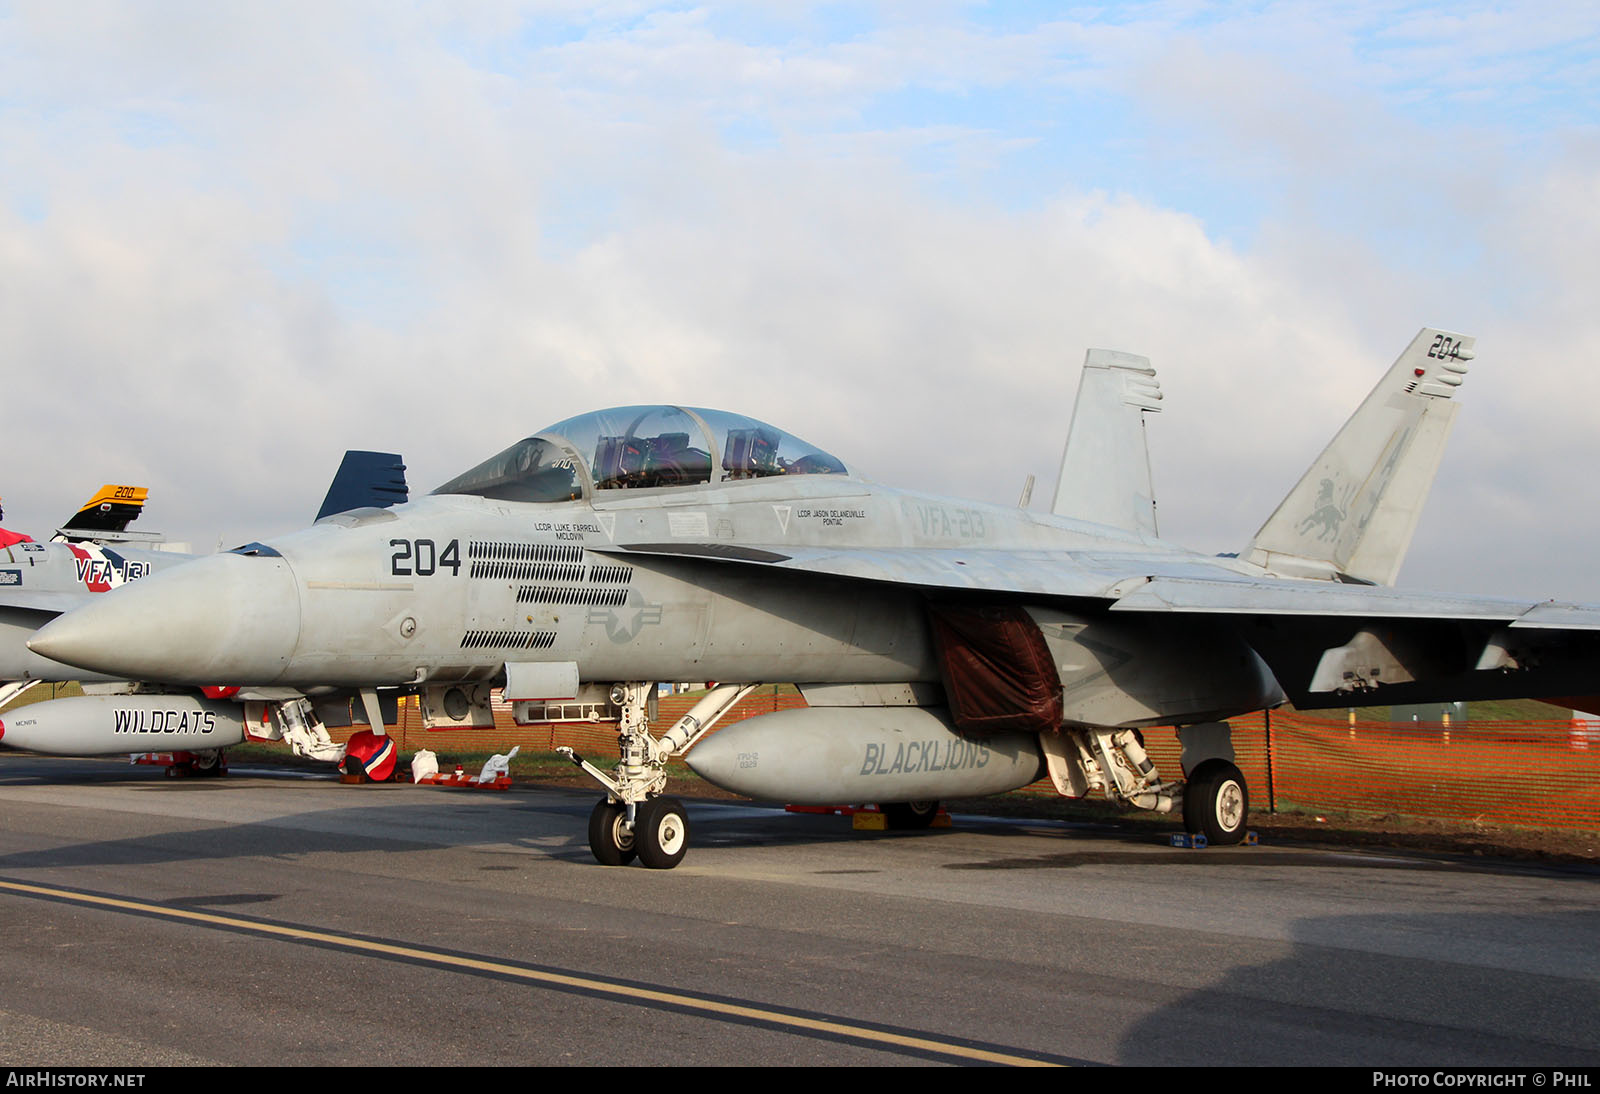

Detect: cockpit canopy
[433,405,849,503]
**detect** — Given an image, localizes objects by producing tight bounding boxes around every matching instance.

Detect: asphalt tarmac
[1,755,1596,1067]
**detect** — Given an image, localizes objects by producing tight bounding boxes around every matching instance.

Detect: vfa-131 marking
[32,330,1600,868]
[68,544,152,591]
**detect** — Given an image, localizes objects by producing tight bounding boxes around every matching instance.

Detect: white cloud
[1,1,1598,603]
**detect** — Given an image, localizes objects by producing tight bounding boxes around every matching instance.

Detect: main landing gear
[880,800,941,829]
[1041,722,1250,845]
[143,749,227,778]
[563,681,755,869]
[185,749,226,777]
[1182,759,1248,845]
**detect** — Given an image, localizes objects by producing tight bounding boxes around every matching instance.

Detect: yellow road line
[0,878,1065,1067]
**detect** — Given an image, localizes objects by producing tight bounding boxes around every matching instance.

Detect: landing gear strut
[561,681,756,869]
[1042,723,1253,844]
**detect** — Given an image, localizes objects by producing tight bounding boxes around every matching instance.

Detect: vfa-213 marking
[905,501,988,540]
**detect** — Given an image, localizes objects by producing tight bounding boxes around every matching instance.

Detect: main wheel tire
[1184,760,1248,845]
[881,800,940,829]
[634,796,689,870]
[588,799,637,866]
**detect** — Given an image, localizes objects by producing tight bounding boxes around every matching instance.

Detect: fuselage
[25,474,1285,725]
[26,403,1290,728]
[0,537,181,682]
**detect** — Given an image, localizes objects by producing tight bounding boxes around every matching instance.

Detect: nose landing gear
[565,681,756,869]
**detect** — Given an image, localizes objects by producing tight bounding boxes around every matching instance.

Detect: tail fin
[56,485,148,542]
[315,451,409,522]
[1052,348,1163,537]
[1244,328,1474,585]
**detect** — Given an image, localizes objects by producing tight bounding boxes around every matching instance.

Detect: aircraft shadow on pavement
[1113,907,1600,1066]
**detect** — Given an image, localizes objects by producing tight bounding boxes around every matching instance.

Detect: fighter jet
[0,483,184,703]
[0,453,408,768]
[28,329,1595,867]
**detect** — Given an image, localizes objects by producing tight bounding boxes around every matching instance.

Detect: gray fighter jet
[28,329,1593,867]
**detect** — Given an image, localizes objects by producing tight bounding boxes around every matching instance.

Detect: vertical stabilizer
[56,485,148,542]
[1245,328,1474,585]
[1052,349,1163,537]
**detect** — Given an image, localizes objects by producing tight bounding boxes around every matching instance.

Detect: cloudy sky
[2,2,1598,599]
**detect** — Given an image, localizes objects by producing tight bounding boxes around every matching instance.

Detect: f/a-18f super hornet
[28,329,1598,867]
[0,453,408,767]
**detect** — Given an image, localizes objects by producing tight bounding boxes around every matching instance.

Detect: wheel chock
[783,804,890,828]
[1170,831,1259,849]
[133,751,227,777]
[783,804,949,830]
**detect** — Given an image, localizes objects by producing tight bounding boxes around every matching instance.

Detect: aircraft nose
[28,552,302,685]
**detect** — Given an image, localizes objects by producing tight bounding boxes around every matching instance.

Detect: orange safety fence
[328,694,1600,833]
[344,689,808,759]
[1259,711,1600,831]
[1014,711,1600,832]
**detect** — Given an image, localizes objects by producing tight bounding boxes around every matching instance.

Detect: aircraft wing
[1105,574,1600,625]
[0,589,95,616]
[606,540,1600,709]
[609,541,1161,599]
[607,540,1579,619]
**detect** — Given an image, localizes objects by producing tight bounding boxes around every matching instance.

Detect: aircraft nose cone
[28,552,301,685]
